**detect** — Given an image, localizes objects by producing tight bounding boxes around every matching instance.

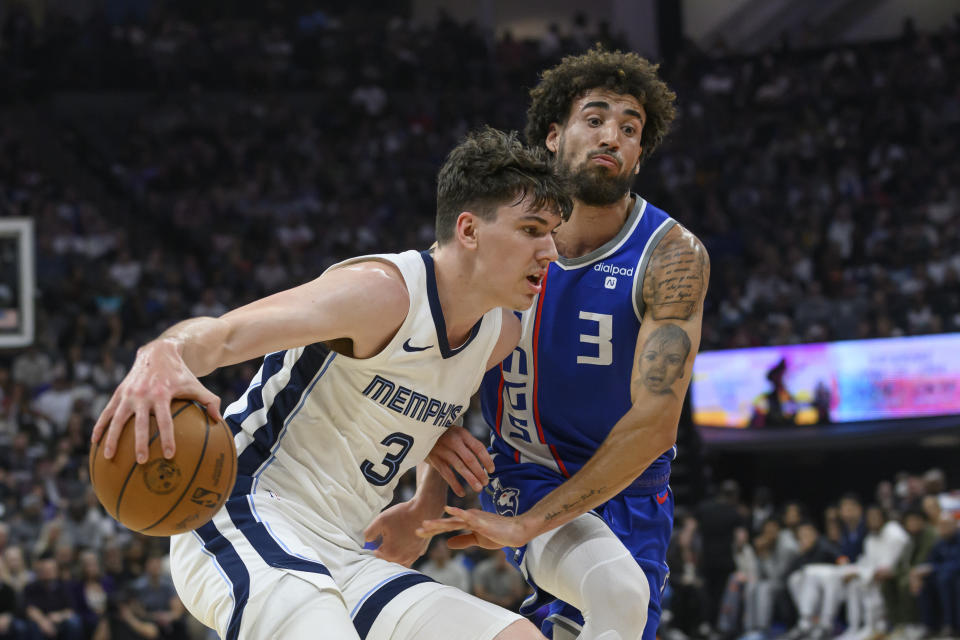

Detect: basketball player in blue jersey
[90,128,572,640]
[420,49,710,640]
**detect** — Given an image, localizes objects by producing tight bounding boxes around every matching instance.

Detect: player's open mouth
[525,273,543,293]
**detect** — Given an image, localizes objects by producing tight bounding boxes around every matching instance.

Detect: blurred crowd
[1,2,959,639]
[660,469,960,640]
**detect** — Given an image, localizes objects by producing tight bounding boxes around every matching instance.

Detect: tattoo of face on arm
[644,230,708,321]
[636,324,691,397]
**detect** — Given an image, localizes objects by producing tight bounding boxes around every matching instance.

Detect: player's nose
[539,233,559,264]
[596,121,620,150]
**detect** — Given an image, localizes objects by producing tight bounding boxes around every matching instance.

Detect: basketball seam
[112,400,193,521]
[140,401,212,534]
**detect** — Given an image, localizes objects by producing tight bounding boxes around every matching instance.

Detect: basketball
[89,399,237,537]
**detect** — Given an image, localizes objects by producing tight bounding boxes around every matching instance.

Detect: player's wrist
[517,512,545,545]
[409,489,446,519]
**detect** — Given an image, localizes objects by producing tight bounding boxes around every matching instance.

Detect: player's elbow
[653,421,679,458]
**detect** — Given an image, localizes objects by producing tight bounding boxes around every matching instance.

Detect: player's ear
[455,211,479,250]
[635,152,642,174]
[545,124,561,154]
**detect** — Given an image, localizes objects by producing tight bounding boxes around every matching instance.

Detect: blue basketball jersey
[481,195,677,488]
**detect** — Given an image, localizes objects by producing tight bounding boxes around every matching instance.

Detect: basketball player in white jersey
[91,127,572,640]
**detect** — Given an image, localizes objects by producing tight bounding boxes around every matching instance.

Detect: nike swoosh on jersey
[656,490,669,505]
[402,339,433,352]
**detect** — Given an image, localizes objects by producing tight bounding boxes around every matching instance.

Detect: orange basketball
[90,399,237,537]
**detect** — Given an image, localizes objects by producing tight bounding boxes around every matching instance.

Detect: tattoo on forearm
[644,229,709,321]
[544,487,605,521]
[636,324,692,397]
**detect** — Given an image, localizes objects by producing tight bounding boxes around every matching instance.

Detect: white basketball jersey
[222,250,503,548]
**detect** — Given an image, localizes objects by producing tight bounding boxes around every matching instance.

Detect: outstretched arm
[421,225,709,548]
[92,261,409,463]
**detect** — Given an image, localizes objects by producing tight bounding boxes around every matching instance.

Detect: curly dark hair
[525,48,677,160]
[435,127,573,245]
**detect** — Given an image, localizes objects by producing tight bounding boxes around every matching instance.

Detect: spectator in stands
[10,493,45,548]
[0,575,27,640]
[2,546,32,604]
[838,506,909,640]
[742,518,799,638]
[665,513,711,638]
[73,549,113,636]
[717,525,758,637]
[913,514,960,638]
[23,555,83,640]
[92,588,159,640]
[882,508,937,637]
[837,494,867,563]
[471,549,528,613]
[784,521,842,640]
[417,536,471,594]
[751,488,776,534]
[697,480,746,626]
[131,553,185,640]
[101,546,136,593]
[11,345,54,393]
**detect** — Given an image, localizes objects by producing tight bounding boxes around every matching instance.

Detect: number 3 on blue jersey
[578,311,613,365]
[361,432,414,486]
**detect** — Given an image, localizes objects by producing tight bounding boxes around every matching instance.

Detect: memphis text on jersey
[363,375,464,427]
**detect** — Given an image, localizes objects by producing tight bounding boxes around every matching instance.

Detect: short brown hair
[526,47,677,160]
[436,127,572,244]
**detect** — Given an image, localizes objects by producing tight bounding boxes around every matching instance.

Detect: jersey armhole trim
[325,251,421,367]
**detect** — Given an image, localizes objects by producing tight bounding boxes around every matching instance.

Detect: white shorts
[170,496,522,640]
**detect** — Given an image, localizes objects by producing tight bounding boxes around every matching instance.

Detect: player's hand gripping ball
[89,400,237,536]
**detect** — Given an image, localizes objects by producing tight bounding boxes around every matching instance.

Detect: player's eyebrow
[519,214,551,225]
[582,101,644,125]
[581,101,610,112]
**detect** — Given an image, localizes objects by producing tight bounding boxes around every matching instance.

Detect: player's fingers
[443,505,468,519]
[133,404,152,464]
[91,393,121,444]
[432,460,466,498]
[446,533,480,550]
[363,520,382,542]
[373,546,411,566]
[198,389,223,423]
[154,401,176,459]
[448,440,489,490]
[416,516,468,537]
[463,434,495,475]
[440,452,483,493]
[103,402,134,459]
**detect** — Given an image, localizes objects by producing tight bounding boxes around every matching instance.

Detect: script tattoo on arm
[543,487,606,521]
[643,228,709,321]
[634,324,692,398]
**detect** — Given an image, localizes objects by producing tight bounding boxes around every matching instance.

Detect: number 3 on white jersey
[577,311,612,365]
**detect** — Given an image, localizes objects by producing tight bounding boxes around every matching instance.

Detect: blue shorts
[480,456,673,640]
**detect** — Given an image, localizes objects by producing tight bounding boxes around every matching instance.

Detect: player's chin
[507,292,537,311]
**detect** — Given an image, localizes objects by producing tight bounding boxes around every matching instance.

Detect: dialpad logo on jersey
[593,262,634,277]
[490,478,520,517]
[604,276,617,289]
[362,375,463,427]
